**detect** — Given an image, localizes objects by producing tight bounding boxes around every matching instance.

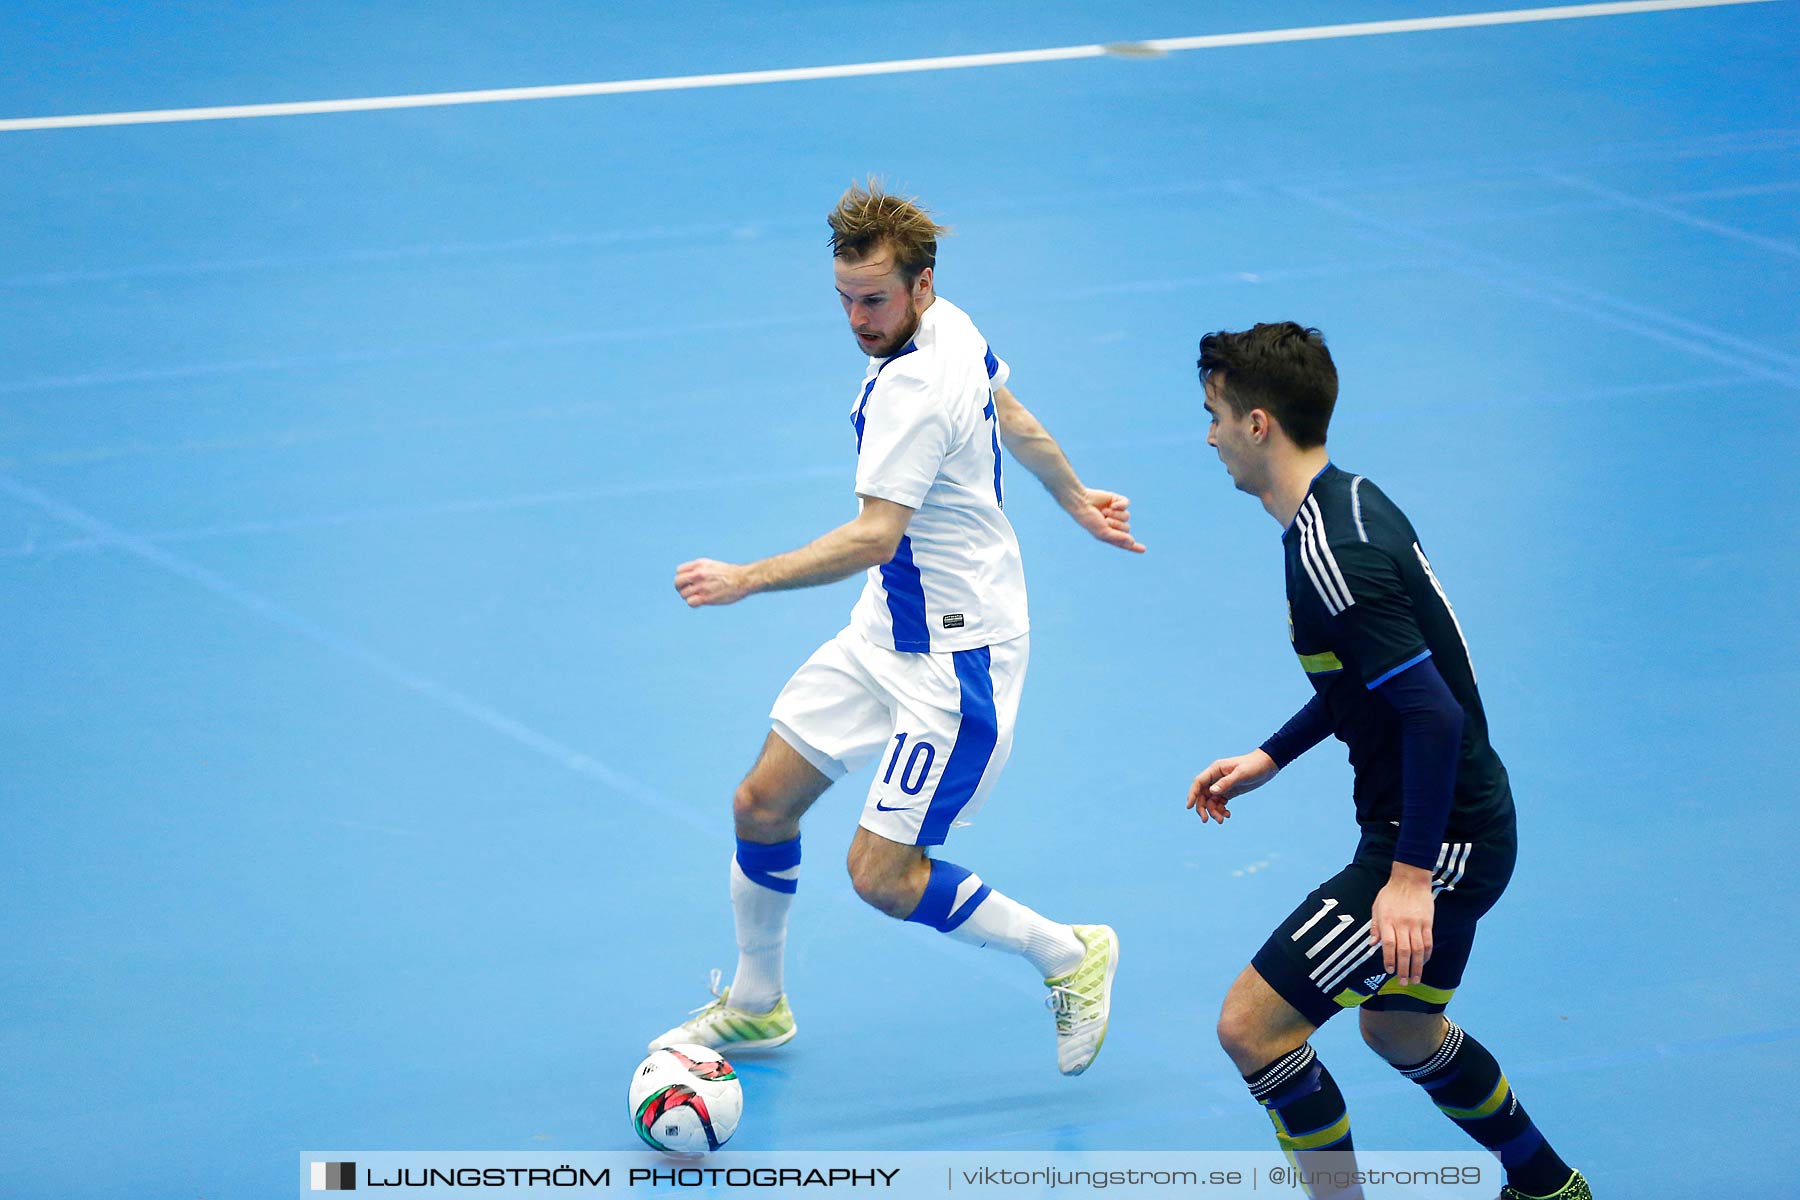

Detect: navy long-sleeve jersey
[1281,464,1515,845]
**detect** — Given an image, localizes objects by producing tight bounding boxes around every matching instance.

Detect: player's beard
[858,305,922,359]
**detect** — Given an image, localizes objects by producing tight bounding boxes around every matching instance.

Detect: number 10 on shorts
[883,733,937,796]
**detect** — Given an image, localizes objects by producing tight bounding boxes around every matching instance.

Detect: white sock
[727,856,792,1013]
[943,888,1084,979]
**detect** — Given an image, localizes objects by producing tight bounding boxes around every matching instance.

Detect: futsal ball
[628,1044,742,1154]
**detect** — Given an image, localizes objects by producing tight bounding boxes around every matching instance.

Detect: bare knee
[845,840,926,918]
[732,733,829,840]
[731,779,772,834]
[1217,966,1315,1074]
[733,777,796,841]
[1360,1009,1448,1065]
[1216,992,1268,1069]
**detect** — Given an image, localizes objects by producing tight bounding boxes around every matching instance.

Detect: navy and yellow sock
[1397,1022,1575,1197]
[1245,1044,1361,1200]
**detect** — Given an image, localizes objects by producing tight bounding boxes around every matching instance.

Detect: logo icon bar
[310,1161,356,1191]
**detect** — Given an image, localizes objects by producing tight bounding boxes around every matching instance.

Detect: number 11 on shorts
[882,733,937,796]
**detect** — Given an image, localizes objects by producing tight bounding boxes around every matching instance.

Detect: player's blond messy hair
[827,179,950,285]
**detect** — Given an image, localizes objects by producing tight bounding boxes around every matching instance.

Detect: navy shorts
[1251,824,1517,1028]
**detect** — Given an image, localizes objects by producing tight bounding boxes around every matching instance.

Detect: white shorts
[769,626,1029,847]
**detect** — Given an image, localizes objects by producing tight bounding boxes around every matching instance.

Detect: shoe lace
[1045,982,1101,1034]
[686,968,728,1017]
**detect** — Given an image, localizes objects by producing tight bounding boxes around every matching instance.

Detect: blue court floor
[2,3,1797,1197]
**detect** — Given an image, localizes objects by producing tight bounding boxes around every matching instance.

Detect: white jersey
[848,296,1028,653]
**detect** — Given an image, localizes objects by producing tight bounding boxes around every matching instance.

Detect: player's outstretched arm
[1184,749,1279,824]
[674,496,913,607]
[992,385,1144,553]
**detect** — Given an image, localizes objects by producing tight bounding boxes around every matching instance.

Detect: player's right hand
[674,558,751,607]
[1185,750,1279,824]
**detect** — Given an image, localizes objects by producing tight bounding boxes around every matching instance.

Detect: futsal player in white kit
[650,182,1143,1074]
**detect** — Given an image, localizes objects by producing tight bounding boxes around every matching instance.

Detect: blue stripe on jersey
[853,377,877,453]
[880,535,931,652]
[1367,648,1433,690]
[852,340,919,454]
[919,646,998,845]
[983,397,1004,506]
[983,345,999,378]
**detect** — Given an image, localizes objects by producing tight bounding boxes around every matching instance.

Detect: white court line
[1283,185,1800,386]
[0,258,1414,397]
[1535,169,1800,259]
[0,468,1045,998]
[0,372,1765,562]
[0,468,711,832]
[1663,178,1800,202]
[9,126,1795,290]
[0,0,1781,132]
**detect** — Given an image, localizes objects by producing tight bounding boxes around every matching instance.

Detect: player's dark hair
[828,178,948,285]
[1196,323,1338,449]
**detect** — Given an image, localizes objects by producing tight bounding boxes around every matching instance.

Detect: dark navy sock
[1397,1022,1574,1197]
[1245,1044,1361,1200]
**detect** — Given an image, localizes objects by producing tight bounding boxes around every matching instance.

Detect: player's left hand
[1370,867,1436,987]
[675,558,751,607]
[1066,488,1145,553]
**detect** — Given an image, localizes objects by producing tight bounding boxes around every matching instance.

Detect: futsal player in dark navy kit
[1185,324,1588,1200]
